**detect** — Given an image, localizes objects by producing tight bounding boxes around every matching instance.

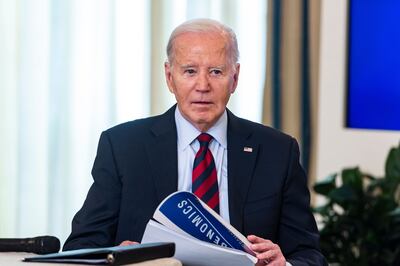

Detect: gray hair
[166,18,239,65]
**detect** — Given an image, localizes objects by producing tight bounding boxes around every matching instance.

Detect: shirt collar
[175,106,228,151]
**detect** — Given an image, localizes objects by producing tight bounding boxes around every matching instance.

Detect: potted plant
[313,143,400,265]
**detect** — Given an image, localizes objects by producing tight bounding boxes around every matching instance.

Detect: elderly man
[64,19,326,265]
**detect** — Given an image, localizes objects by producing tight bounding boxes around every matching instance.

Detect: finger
[255,258,272,266]
[266,261,280,266]
[255,260,269,266]
[265,256,286,266]
[247,235,273,245]
[251,243,275,253]
[259,248,286,266]
[250,241,276,253]
[119,240,138,246]
[256,248,277,261]
[247,235,286,265]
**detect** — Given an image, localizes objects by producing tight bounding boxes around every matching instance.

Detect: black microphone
[0,236,60,254]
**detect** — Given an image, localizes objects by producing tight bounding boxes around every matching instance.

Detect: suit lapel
[144,107,259,231]
[227,110,259,232]
[145,106,178,203]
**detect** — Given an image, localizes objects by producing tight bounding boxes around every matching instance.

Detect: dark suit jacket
[64,106,326,265]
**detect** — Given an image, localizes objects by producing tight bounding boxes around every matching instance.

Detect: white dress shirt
[175,107,293,265]
[175,107,230,223]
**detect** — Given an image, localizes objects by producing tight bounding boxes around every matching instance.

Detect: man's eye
[184,69,196,75]
[210,69,222,75]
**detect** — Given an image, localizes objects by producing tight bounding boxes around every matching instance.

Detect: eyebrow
[209,65,226,70]
[179,64,197,69]
[179,64,227,70]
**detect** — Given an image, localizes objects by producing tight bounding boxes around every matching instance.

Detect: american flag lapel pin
[243,147,253,153]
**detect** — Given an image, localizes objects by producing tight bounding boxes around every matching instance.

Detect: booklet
[23,242,175,265]
[141,191,258,266]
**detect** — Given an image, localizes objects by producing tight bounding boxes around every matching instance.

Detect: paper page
[142,220,257,266]
[153,191,255,255]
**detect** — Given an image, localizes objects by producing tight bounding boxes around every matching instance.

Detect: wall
[316,0,400,180]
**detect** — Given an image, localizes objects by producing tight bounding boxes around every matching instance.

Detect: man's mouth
[192,101,212,105]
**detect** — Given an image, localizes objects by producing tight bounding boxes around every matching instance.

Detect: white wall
[316,0,400,180]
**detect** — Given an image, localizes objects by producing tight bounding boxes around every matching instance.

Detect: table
[0,252,182,266]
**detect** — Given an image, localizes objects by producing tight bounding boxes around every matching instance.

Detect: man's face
[165,32,240,132]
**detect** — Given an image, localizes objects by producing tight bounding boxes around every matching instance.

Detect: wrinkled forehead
[172,32,231,63]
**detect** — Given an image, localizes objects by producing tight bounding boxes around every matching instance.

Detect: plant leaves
[342,167,363,193]
[328,185,358,205]
[385,143,400,181]
[314,173,336,196]
[314,143,400,265]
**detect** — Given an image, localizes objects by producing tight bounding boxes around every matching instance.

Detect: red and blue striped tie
[192,133,220,213]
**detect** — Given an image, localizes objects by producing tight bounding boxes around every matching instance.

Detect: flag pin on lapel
[243,147,253,152]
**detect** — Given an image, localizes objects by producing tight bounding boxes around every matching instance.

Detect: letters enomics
[177,200,228,247]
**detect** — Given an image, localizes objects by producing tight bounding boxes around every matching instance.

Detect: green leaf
[328,185,358,205]
[367,178,385,191]
[314,173,337,196]
[385,143,400,181]
[342,167,363,193]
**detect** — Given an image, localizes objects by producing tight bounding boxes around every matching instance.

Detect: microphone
[0,236,60,254]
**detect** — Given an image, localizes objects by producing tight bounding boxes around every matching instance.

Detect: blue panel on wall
[347,0,400,131]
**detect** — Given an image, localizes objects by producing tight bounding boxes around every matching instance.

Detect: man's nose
[196,72,210,92]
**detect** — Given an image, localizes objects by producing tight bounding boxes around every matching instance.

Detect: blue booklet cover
[153,191,255,256]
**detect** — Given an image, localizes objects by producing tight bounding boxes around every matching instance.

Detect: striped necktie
[192,133,220,213]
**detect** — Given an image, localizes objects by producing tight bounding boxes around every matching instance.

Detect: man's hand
[119,240,139,246]
[247,235,286,266]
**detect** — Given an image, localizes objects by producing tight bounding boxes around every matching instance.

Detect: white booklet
[142,191,258,266]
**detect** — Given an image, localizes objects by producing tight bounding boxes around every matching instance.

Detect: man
[64,19,326,265]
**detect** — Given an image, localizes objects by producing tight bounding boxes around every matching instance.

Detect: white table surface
[0,252,182,266]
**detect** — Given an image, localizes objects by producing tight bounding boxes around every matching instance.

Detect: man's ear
[164,62,175,93]
[229,63,240,94]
